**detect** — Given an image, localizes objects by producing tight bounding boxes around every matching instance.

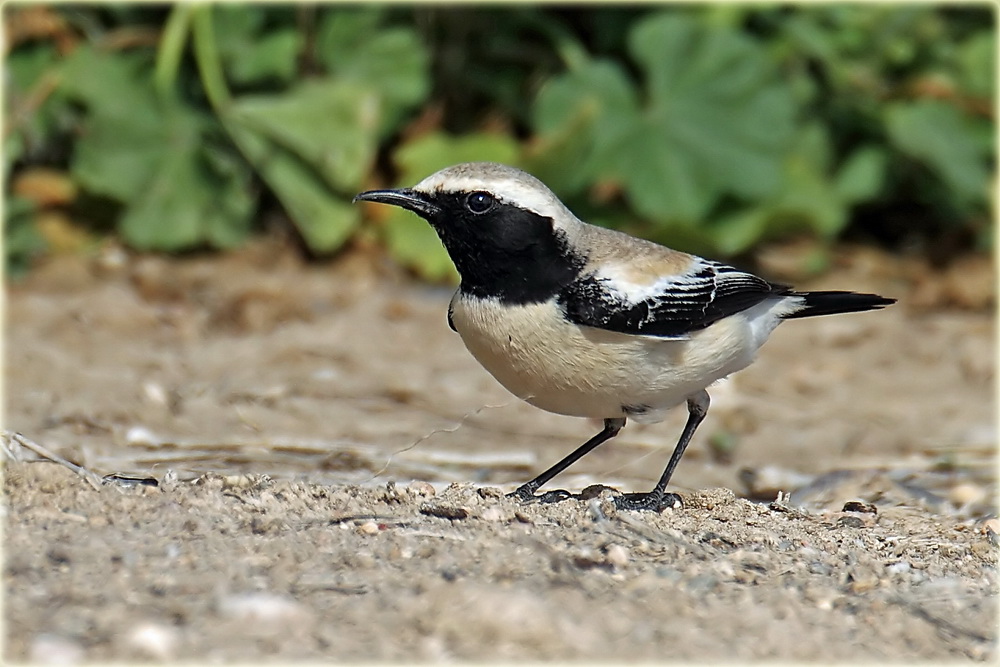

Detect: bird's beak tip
[353,190,388,204]
[353,188,439,216]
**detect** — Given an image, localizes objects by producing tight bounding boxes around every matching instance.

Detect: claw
[506,486,574,504]
[536,489,572,504]
[614,491,683,512]
[506,485,537,502]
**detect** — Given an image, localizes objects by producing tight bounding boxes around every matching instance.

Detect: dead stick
[3,431,103,491]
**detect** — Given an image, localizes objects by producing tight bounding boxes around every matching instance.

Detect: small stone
[126,622,179,660]
[684,487,735,510]
[838,515,866,529]
[842,500,877,514]
[886,561,911,575]
[351,551,377,569]
[949,483,987,508]
[30,634,85,664]
[980,518,1000,546]
[580,484,617,500]
[92,240,129,275]
[408,480,436,497]
[357,521,380,535]
[419,503,469,520]
[848,570,880,594]
[142,382,169,407]
[477,486,503,499]
[980,518,1000,533]
[605,544,629,569]
[218,592,314,637]
[480,506,506,522]
[124,426,158,446]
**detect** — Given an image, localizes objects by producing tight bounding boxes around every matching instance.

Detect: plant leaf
[62,47,165,202]
[118,106,255,251]
[885,100,990,203]
[530,13,797,225]
[225,117,360,253]
[229,80,382,193]
[212,6,301,86]
[621,13,797,220]
[317,9,429,133]
[531,60,638,196]
[834,146,887,204]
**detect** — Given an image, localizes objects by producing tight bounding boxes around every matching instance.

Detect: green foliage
[213,5,302,87]
[529,7,993,256]
[885,100,990,204]
[5,4,430,263]
[316,7,430,132]
[5,197,47,277]
[4,4,994,276]
[536,13,797,227]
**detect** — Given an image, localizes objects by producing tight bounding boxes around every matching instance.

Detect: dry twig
[1,430,103,490]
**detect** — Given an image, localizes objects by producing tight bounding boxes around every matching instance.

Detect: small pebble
[838,515,867,529]
[419,504,469,520]
[981,518,1000,534]
[30,634,85,665]
[218,592,314,636]
[142,382,169,407]
[480,506,506,522]
[605,544,629,569]
[351,551,377,569]
[124,426,158,446]
[980,518,1000,546]
[849,571,880,594]
[842,500,877,514]
[92,241,128,275]
[357,521,380,535]
[949,483,986,508]
[126,622,179,660]
[886,561,911,575]
[408,480,436,497]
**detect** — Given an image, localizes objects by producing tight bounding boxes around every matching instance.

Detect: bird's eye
[465,191,495,214]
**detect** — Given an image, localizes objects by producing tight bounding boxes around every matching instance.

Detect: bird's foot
[507,486,573,504]
[614,491,683,513]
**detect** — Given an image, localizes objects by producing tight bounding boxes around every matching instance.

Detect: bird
[354,162,895,512]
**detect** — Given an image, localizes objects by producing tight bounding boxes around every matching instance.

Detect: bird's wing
[558,258,790,339]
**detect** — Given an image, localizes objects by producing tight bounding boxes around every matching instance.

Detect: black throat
[426,196,585,304]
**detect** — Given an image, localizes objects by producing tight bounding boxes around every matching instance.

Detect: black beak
[353,188,441,218]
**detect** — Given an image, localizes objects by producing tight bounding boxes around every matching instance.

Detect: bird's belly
[449,296,763,421]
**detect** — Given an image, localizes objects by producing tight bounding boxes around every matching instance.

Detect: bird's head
[354,162,581,242]
[354,162,585,301]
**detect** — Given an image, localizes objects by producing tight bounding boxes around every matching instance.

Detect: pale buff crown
[412,162,581,235]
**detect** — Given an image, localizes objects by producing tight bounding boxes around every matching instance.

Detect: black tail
[782,291,896,320]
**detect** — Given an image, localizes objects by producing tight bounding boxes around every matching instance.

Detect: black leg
[509,417,626,501]
[616,390,710,512]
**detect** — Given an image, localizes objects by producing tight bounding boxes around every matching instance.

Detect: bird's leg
[508,418,626,503]
[616,390,710,512]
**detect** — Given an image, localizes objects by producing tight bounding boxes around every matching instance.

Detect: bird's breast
[448,291,758,421]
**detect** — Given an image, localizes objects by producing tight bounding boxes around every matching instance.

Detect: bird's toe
[506,486,574,504]
[614,491,683,512]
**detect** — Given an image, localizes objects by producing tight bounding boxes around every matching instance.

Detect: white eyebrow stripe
[413,174,572,222]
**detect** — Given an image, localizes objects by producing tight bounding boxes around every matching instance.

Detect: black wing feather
[558,262,790,338]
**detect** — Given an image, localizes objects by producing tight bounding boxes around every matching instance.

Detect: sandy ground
[3,241,997,661]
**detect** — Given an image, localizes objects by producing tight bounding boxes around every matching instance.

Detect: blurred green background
[5,3,995,278]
